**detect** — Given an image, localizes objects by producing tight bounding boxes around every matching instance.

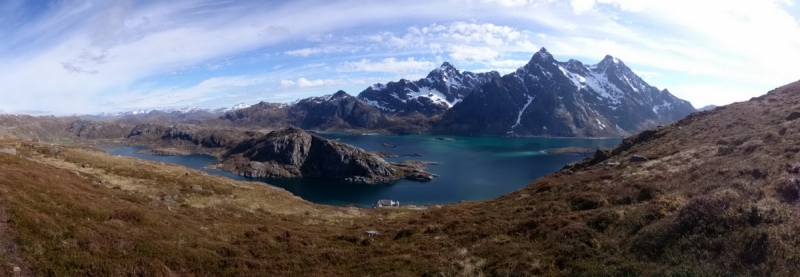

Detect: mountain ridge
[436,47,695,136]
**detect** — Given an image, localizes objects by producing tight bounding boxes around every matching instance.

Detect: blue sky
[1,0,799,115]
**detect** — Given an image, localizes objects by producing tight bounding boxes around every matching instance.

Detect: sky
[1,0,799,115]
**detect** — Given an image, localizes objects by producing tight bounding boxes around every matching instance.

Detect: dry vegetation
[4,80,800,276]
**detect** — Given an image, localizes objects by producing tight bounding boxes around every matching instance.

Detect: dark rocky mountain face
[357,63,500,116]
[221,91,384,131]
[222,102,293,128]
[437,48,696,136]
[290,90,383,129]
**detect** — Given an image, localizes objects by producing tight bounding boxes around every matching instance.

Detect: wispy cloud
[338,58,436,74]
[0,0,797,114]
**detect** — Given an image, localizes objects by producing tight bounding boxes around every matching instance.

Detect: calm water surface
[101,134,620,206]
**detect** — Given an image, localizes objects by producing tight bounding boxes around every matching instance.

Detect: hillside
[1,80,799,275]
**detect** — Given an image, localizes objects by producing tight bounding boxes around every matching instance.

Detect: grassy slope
[3,81,800,276]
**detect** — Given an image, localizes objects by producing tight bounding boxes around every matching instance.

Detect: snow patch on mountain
[512,95,535,129]
[408,87,457,108]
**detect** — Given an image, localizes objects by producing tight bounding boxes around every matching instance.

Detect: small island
[136,148,191,156]
[545,147,604,156]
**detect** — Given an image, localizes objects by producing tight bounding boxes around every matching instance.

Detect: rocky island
[217,127,436,183]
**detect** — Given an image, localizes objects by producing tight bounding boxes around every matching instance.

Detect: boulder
[191,185,203,191]
[0,148,16,155]
[786,111,800,121]
[630,155,649,162]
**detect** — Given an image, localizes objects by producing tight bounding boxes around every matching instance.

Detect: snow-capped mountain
[218,102,251,113]
[436,48,696,136]
[83,103,254,122]
[357,62,500,116]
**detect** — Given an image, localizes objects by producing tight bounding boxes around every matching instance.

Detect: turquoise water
[102,134,620,206]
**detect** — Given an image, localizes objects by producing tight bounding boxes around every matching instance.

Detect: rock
[49,148,60,155]
[630,155,649,162]
[0,148,16,155]
[405,172,435,182]
[13,266,21,273]
[191,185,203,191]
[381,143,397,148]
[365,230,380,237]
[81,163,90,168]
[435,137,456,141]
[787,112,800,121]
[148,201,159,207]
[162,195,176,203]
[546,147,597,156]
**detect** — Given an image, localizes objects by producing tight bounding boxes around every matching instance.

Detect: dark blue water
[101,135,620,206]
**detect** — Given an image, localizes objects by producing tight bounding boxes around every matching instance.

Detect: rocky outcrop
[221,127,435,183]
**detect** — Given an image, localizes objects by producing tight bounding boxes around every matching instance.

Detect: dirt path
[0,200,31,276]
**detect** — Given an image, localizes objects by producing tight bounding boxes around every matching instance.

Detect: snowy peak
[227,102,250,111]
[300,90,355,105]
[531,47,555,63]
[437,48,697,137]
[358,62,500,116]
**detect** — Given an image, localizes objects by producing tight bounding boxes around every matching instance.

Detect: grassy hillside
[2,80,800,276]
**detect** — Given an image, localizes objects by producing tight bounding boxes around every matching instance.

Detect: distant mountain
[223,90,384,130]
[357,62,500,116]
[698,105,717,111]
[436,48,696,137]
[82,103,253,122]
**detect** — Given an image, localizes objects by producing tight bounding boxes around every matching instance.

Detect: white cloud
[570,0,596,14]
[285,45,362,56]
[338,58,436,74]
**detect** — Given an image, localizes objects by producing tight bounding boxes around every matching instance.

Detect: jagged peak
[595,54,626,71]
[531,47,554,62]
[333,90,349,97]
[439,62,456,70]
[427,62,461,79]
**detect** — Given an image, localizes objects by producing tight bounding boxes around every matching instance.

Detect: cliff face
[221,127,434,183]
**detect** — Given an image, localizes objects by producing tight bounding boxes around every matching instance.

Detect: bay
[101,134,621,207]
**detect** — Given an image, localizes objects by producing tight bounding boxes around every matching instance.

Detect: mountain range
[84,48,696,137]
[219,48,695,137]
